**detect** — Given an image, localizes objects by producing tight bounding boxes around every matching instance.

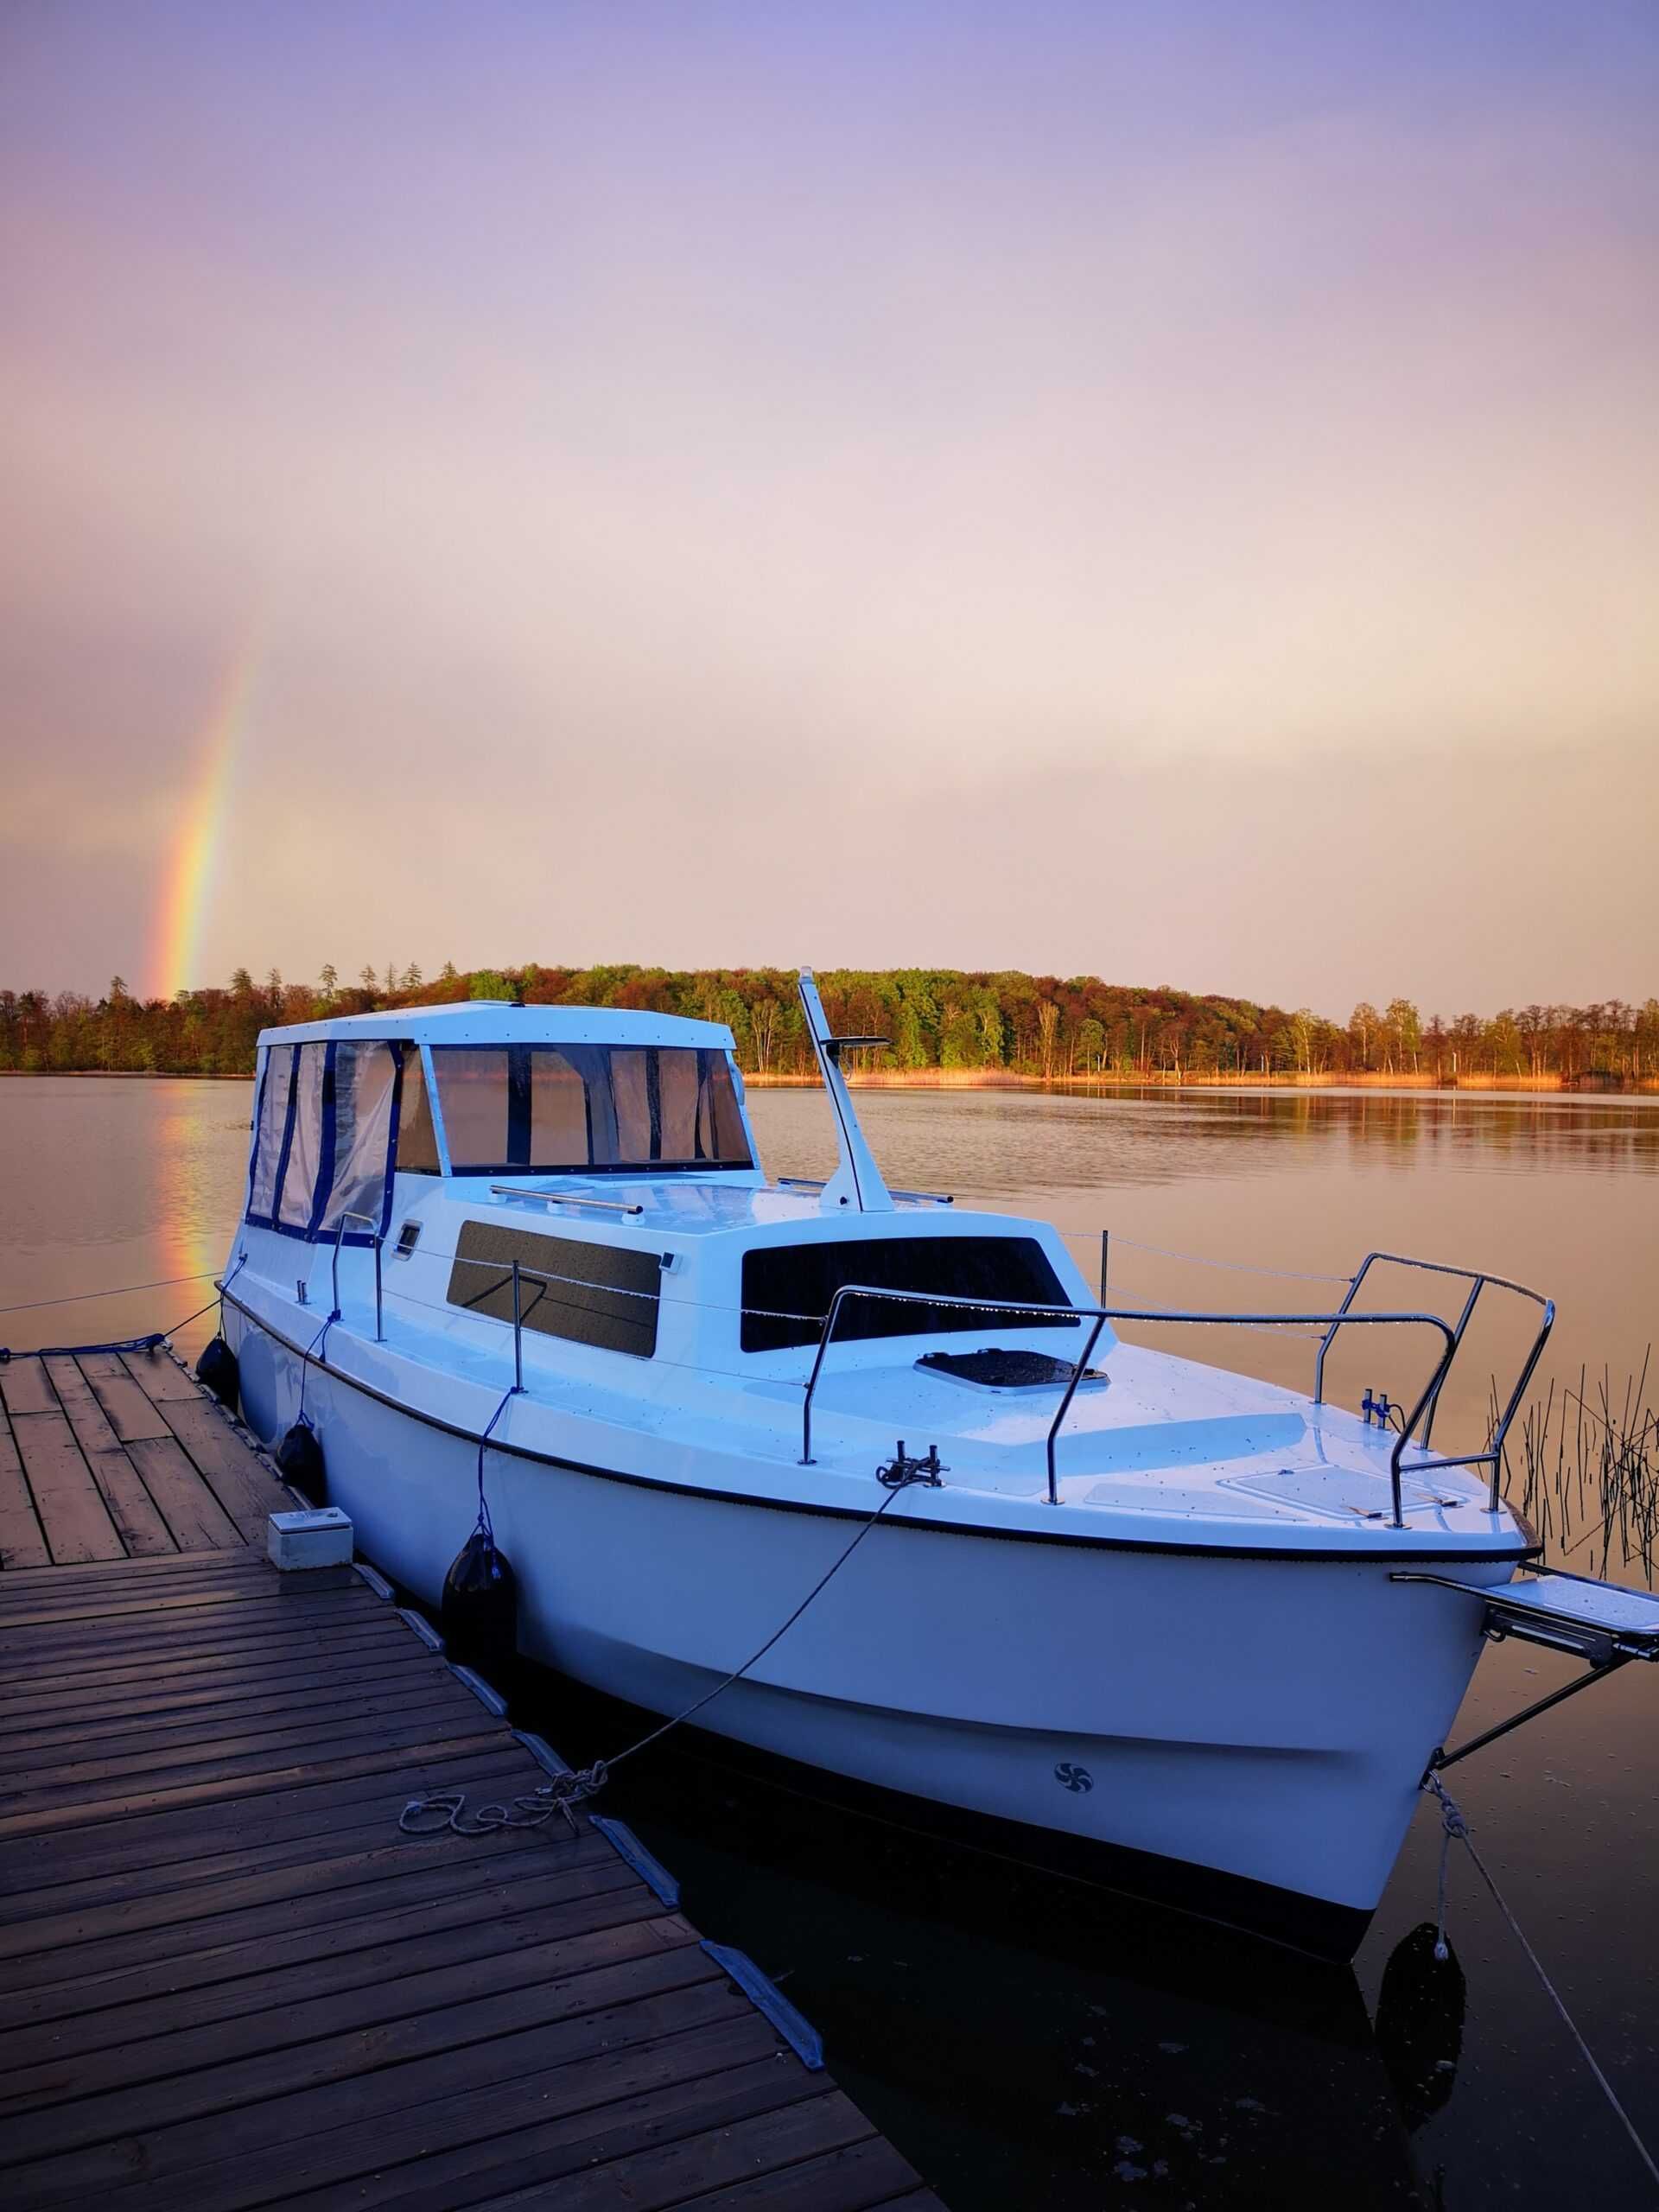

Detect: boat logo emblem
[1053,1761,1094,1794]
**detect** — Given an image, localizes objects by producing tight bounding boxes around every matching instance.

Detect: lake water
[3,1077,1657,2209]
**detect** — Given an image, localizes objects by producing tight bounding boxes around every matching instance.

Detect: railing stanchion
[1048,1314,1108,1505]
[1315,1261,1367,1404]
[511,1260,524,1393]
[800,1287,852,1465]
[372,1234,384,1343]
[1099,1230,1109,1306]
[1423,1277,1482,1450]
[328,1209,382,1330]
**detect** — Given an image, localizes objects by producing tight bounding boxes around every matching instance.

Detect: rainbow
[149,644,260,1000]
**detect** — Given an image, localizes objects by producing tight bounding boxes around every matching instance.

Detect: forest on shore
[3,964,1657,1087]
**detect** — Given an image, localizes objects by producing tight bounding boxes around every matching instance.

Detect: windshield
[429,1044,752,1175]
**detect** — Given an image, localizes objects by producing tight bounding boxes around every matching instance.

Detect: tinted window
[432,1046,751,1175]
[448,1220,660,1358]
[741,1236,1076,1353]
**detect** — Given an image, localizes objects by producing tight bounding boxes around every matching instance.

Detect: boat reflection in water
[536,1665,1459,2211]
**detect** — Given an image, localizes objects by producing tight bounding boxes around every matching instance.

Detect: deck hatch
[448,1221,660,1357]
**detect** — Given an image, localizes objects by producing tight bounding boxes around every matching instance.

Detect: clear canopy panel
[276,1044,327,1230]
[246,1046,294,1222]
[430,1045,751,1174]
[320,1041,398,1235]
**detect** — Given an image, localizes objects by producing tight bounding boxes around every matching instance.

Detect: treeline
[3,964,1658,1085]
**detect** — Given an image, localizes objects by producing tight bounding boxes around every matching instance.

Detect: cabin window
[276,1044,327,1230]
[246,1046,294,1223]
[317,1042,398,1238]
[447,1221,660,1357]
[740,1236,1076,1354]
[429,1046,751,1175]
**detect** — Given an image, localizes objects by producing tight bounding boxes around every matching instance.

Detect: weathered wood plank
[0,1649,429,1748]
[74,1357,174,1442]
[264,2049,820,2212]
[0,1723,507,1843]
[0,1845,633,2037]
[0,1824,613,1992]
[0,1542,259,1599]
[0,1614,411,1696]
[471,2093,881,2212]
[85,1449,178,1557]
[54,2013,785,2212]
[0,1972,747,2196]
[8,1413,124,1565]
[0,1874,670,2068]
[0,1741,527,1891]
[0,1421,51,1573]
[0,1912,698,2119]
[0,1769,547,1936]
[39,1359,121,1453]
[143,1393,282,1534]
[0,1571,363,1637]
[0,1361,58,1418]
[119,1345,213,1402]
[121,1435,243,1550]
[1,1688,482,1801]
[669,2133,921,2212]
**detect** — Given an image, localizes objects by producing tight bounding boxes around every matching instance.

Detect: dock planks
[0,1346,278,1567]
[0,1350,940,2210]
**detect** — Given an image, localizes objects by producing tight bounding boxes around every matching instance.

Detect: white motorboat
[218,972,1659,1958]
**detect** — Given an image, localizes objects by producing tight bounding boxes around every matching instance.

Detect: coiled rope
[1425,1772,1659,2192]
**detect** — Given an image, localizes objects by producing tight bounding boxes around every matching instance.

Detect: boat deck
[0,1351,941,2210]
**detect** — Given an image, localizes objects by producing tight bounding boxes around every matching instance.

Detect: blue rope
[295,1312,334,1426]
[474,1382,521,1543]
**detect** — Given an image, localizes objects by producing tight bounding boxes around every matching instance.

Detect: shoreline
[4,1067,1655,1098]
[745,1069,1659,1096]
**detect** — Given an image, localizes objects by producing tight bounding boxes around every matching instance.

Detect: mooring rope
[293,1312,334,1426]
[1425,1773,1659,2192]
[400,1465,939,1839]
[0,1269,220,1317]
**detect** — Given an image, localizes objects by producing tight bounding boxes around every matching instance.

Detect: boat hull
[232,1306,1497,1958]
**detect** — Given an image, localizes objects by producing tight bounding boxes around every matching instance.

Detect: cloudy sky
[3,1,1656,1011]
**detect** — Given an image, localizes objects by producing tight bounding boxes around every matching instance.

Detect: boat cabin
[238,1001,1095,1378]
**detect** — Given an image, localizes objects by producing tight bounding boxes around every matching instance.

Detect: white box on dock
[267,1507,353,1570]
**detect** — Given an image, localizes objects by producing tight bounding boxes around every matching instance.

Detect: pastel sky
[3,1,1656,1011]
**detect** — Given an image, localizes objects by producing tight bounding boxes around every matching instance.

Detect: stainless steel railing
[442,1239,1552,1529]
[797,1282,1468,1522]
[1313,1253,1554,1510]
[490,1184,645,1218]
[328,1211,384,1340]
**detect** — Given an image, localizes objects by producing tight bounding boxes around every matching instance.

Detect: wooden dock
[0,1350,942,2211]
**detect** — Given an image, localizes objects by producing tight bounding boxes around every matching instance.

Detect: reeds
[1503,1353,1658,1584]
